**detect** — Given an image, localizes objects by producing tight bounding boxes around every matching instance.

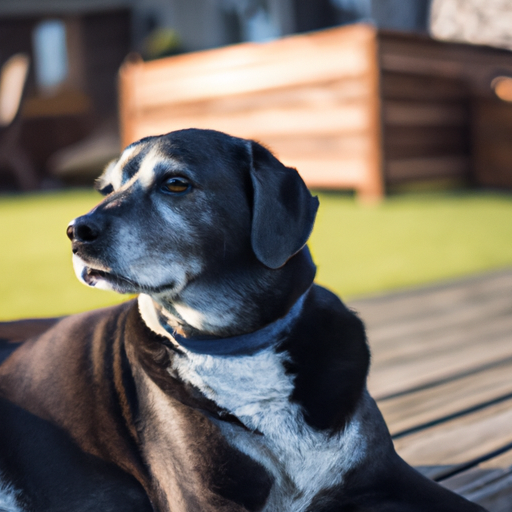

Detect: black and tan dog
[0,129,485,511]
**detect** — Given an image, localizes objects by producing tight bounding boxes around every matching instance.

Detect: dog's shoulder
[279,284,370,432]
[0,317,61,344]
[0,318,61,366]
[0,301,144,431]
[0,301,155,512]
[0,300,134,343]
[0,301,135,377]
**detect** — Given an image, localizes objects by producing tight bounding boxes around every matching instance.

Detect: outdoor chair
[0,53,38,190]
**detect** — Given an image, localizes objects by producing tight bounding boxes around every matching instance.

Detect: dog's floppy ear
[248,141,319,269]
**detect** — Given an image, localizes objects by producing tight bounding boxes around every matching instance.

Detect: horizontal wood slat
[277,156,371,188]
[380,36,512,66]
[381,72,469,101]
[381,53,484,85]
[130,102,374,141]
[444,449,512,488]
[393,398,512,467]
[385,156,469,182]
[262,134,373,159]
[122,25,376,110]
[378,360,512,436]
[383,101,468,127]
[139,78,374,119]
[442,449,512,512]
[383,126,468,160]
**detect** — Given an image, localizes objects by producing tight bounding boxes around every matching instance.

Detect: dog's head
[67,129,318,334]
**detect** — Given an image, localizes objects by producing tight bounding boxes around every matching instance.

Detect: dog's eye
[160,177,191,195]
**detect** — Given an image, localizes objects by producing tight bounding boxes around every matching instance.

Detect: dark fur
[0,129,485,511]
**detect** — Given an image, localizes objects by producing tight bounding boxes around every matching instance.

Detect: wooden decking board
[379,360,512,435]
[349,269,512,329]
[368,300,512,370]
[465,476,512,512]
[350,269,512,508]
[365,285,512,347]
[443,448,512,491]
[369,312,512,374]
[392,391,512,439]
[392,396,512,466]
[442,448,512,512]
[376,354,512,401]
[354,283,512,343]
[369,327,512,397]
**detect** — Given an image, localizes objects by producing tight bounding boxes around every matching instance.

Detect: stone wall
[431,0,512,50]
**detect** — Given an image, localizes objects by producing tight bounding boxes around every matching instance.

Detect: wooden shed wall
[0,9,131,184]
[472,100,512,189]
[119,24,512,199]
[120,24,384,200]
[379,71,471,185]
[79,9,131,114]
[378,31,512,189]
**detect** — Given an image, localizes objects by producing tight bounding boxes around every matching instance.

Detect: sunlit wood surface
[350,269,512,511]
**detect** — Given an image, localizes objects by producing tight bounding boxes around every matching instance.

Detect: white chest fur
[0,480,23,512]
[170,347,370,512]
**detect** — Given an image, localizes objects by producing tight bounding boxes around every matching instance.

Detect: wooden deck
[349,269,512,511]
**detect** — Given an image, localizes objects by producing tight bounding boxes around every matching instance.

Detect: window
[32,19,68,92]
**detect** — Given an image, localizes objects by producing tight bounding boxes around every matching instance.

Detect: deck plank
[349,270,512,398]
[368,289,512,350]
[369,325,512,398]
[379,359,512,435]
[442,449,512,512]
[348,269,512,510]
[349,269,512,330]
[392,398,512,467]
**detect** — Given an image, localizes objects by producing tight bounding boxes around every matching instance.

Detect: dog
[0,129,486,511]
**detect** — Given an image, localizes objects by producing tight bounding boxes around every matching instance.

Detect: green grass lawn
[1,188,512,320]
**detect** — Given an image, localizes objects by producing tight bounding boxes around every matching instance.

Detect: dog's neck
[138,248,316,352]
[138,289,308,356]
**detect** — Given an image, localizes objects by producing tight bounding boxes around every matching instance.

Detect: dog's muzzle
[67,216,119,291]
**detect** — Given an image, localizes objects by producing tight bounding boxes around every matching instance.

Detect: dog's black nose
[67,218,100,243]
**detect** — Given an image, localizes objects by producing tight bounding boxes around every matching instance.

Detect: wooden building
[119,24,512,201]
[0,2,131,186]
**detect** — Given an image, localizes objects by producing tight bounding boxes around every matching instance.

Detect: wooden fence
[119,24,512,201]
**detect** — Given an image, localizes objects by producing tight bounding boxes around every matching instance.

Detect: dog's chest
[170,348,367,512]
[0,481,22,512]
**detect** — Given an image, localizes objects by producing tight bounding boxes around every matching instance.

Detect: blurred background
[2,0,512,319]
